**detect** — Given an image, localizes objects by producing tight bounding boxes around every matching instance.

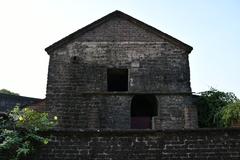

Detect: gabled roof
[45,10,193,54]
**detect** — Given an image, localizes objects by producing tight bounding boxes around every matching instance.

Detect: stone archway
[131,95,158,129]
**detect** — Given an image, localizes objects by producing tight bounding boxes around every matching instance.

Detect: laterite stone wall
[0,93,41,112]
[34,129,240,160]
[46,16,197,130]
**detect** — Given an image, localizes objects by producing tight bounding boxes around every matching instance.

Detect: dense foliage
[219,101,240,127]
[196,88,239,128]
[0,106,57,160]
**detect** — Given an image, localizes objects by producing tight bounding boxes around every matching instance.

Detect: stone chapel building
[45,10,198,130]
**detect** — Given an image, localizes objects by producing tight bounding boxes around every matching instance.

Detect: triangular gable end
[45,10,193,54]
[71,16,169,43]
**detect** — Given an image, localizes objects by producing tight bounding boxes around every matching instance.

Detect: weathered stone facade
[45,10,197,130]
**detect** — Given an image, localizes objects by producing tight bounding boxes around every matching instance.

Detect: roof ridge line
[45,10,193,54]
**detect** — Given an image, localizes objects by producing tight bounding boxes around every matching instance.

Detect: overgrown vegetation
[219,101,240,127]
[0,106,57,160]
[196,88,239,128]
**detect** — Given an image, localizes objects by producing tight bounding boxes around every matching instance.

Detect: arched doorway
[131,95,158,129]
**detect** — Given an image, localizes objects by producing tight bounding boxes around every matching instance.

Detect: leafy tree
[219,101,240,127]
[0,89,20,96]
[0,106,57,160]
[196,88,239,128]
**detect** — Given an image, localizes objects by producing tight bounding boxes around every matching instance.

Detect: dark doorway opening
[107,68,128,91]
[131,95,158,129]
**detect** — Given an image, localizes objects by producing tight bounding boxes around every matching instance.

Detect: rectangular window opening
[107,68,128,91]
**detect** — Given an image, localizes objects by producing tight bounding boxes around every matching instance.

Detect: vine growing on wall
[0,106,57,160]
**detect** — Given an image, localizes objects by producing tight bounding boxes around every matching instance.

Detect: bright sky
[0,0,239,99]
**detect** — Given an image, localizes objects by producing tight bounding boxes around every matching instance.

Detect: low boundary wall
[32,128,240,160]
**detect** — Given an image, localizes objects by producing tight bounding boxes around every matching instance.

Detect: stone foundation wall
[33,129,240,160]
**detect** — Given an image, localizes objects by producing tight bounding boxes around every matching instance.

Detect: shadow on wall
[131,95,158,129]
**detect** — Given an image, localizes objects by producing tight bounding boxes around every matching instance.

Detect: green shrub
[196,88,239,128]
[219,101,240,127]
[0,106,57,160]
